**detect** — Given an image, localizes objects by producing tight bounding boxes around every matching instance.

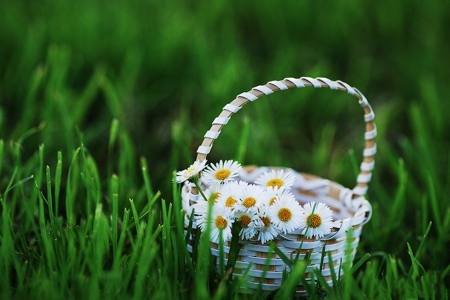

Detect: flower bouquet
[176,77,376,296]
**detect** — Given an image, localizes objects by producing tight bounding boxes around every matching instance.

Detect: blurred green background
[1,0,450,277]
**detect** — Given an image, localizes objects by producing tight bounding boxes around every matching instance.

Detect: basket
[181,77,375,296]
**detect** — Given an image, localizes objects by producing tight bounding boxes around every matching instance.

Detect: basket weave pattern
[182,77,376,295]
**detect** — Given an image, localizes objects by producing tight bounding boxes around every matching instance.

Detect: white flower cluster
[177,160,334,243]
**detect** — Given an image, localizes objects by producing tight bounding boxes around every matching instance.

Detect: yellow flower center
[260,216,271,228]
[266,178,284,188]
[240,215,251,228]
[269,197,277,206]
[215,216,227,229]
[278,208,292,222]
[184,166,196,177]
[225,196,237,208]
[243,197,256,208]
[215,169,231,181]
[306,213,322,228]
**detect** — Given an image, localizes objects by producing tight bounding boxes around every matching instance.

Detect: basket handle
[195,77,376,198]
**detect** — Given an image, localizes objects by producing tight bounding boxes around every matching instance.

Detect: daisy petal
[202,160,242,184]
[299,202,334,239]
[255,206,280,244]
[216,181,247,211]
[234,184,265,213]
[235,211,260,240]
[255,169,296,189]
[175,160,207,183]
[268,193,303,234]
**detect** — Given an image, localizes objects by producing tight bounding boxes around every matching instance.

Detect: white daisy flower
[255,206,280,244]
[255,169,296,189]
[299,202,334,239]
[192,183,223,215]
[268,193,303,234]
[175,160,207,183]
[204,182,223,204]
[235,211,261,240]
[262,186,296,207]
[234,184,265,213]
[201,160,242,184]
[196,204,234,243]
[216,181,247,211]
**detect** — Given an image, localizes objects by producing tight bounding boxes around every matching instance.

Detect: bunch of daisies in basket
[176,160,334,244]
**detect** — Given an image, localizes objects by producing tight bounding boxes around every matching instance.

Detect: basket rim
[192,77,376,198]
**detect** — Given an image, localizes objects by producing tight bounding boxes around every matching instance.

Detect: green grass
[1,0,450,298]
[1,120,448,299]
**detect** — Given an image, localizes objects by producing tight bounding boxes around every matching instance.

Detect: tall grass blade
[0,140,3,177]
[415,221,432,260]
[271,242,293,268]
[427,174,442,237]
[65,147,81,228]
[350,253,371,275]
[108,118,120,179]
[407,242,426,280]
[1,174,34,198]
[55,151,62,216]
[275,260,308,299]
[113,208,130,269]
[128,199,141,233]
[141,157,155,204]
[327,251,339,289]
[45,165,55,229]
[111,174,119,256]
[38,187,56,273]
[235,116,250,164]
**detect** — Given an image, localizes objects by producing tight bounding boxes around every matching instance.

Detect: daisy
[201,160,242,184]
[216,181,247,211]
[255,206,280,244]
[175,160,207,183]
[204,182,223,204]
[192,183,223,215]
[235,211,261,240]
[262,186,296,207]
[255,169,296,190]
[268,193,303,234]
[299,202,334,239]
[196,204,234,243]
[234,184,265,213]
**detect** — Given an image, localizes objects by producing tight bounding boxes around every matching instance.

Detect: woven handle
[195,77,376,197]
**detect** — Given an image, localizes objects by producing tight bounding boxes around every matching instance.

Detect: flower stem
[294,202,318,262]
[194,181,209,202]
[225,221,243,275]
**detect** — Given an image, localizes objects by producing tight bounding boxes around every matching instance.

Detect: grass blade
[275,260,308,299]
[55,151,62,217]
[0,140,3,177]
[350,253,371,275]
[111,174,119,256]
[271,242,292,268]
[1,174,34,197]
[234,116,250,164]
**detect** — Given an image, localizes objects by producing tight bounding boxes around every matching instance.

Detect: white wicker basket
[182,77,375,296]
